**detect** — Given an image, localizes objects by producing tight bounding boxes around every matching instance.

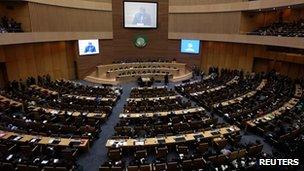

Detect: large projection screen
[124,1,157,28]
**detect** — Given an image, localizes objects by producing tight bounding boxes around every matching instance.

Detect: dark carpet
[77,82,135,171]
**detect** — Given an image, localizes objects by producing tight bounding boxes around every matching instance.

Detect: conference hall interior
[0,0,303,171]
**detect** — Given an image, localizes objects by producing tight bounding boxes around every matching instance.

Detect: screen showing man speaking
[78,39,100,56]
[181,39,201,54]
[124,2,157,28]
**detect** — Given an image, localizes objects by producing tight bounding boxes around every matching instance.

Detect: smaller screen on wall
[181,39,200,54]
[78,39,100,56]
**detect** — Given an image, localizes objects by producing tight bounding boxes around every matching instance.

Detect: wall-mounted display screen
[78,39,99,56]
[180,39,200,54]
[124,2,157,28]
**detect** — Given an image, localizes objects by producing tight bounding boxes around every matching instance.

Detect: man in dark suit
[132,7,151,26]
[84,42,96,53]
[164,74,169,85]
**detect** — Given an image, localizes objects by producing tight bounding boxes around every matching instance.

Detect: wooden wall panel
[286,8,304,21]
[252,58,269,73]
[85,0,111,2]
[199,41,304,78]
[0,47,5,62]
[111,0,169,61]
[75,40,114,78]
[169,32,304,49]
[169,12,241,34]
[25,0,112,11]
[240,10,279,33]
[0,32,112,46]
[240,8,304,33]
[65,43,77,79]
[253,57,304,79]
[169,0,304,14]
[167,40,201,67]
[50,42,68,79]
[2,39,303,81]
[1,42,76,81]
[28,2,113,32]
[169,0,242,6]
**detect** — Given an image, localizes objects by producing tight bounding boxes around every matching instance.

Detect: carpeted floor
[76,82,135,171]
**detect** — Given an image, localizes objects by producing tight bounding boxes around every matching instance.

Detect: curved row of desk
[213,79,267,108]
[0,130,89,150]
[246,84,303,128]
[119,107,205,119]
[106,125,240,148]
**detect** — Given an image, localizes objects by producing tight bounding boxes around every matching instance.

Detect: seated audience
[0,16,23,33]
[248,19,304,37]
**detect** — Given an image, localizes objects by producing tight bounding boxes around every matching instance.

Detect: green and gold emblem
[133,35,148,48]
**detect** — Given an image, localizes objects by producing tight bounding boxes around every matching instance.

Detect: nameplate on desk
[112,140,125,148]
[157,139,166,144]
[174,136,186,142]
[70,140,82,146]
[134,140,145,146]
[8,135,22,141]
[194,134,204,140]
[50,110,59,114]
[13,136,22,141]
[210,131,220,135]
[41,160,49,164]
[30,137,41,143]
[49,139,61,144]
[153,113,160,117]
[226,128,234,132]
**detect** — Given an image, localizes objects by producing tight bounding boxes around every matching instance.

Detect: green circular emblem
[133,35,148,48]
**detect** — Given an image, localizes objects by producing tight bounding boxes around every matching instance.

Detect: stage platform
[84,62,193,85]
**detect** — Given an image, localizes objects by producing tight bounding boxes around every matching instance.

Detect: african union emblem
[133,35,148,48]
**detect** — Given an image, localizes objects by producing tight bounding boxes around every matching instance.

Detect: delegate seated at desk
[84,42,96,53]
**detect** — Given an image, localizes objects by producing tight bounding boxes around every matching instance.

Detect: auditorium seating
[217,72,297,126]
[175,68,240,95]
[177,69,263,111]
[1,66,303,171]
[246,88,303,142]
[0,75,122,170]
[124,96,192,113]
[102,78,270,170]
[248,19,304,37]
[1,0,304,170]
[37,77,121,99]
[129,86,176,99]
[5,76,121,115]
[103,127,265,171]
